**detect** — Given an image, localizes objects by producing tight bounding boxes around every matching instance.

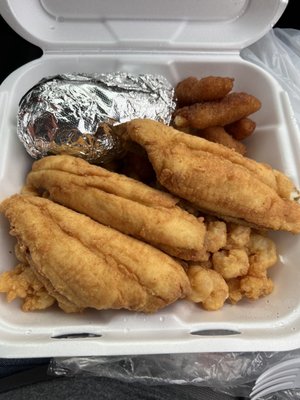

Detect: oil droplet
[25,329,32,335]
[159,316,165,322]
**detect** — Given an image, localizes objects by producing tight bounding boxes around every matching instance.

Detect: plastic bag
[241,28,300,129]
[50,350,300,398]
[50,28,300,400]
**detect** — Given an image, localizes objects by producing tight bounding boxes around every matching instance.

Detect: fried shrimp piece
[186,266,214,303]
[197,126,246,155]
[173,92,261,130]
[240,276,274,300]
[0,195,191,313]
[226,232,277,303]
[115,119,300,233]
[227,278,243,304]
[212,248,249,280]
[225,224,251,249]
[227,275,274,303]
[24,155,207,261]
[225,118,256,141]
[247,233,277,277]
[175,76,234,106]
[186,266,228,310]
[0,263,55,311]
[201,270,229,311]
[204,220,227,253]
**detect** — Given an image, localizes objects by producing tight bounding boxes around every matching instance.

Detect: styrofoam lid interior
[1,0,288,52]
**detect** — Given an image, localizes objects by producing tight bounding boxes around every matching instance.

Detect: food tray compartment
[0,52,300,357]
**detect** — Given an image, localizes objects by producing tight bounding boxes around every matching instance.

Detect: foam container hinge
[1,0,299,357]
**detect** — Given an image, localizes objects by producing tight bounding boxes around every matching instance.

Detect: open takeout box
[1,0,300,358]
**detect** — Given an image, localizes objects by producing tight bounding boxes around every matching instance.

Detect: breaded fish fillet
[24,155,207,261]
[0,195,191,313]
[115,119,300,233]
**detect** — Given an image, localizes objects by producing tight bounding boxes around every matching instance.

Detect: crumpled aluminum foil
[17,72,175,163]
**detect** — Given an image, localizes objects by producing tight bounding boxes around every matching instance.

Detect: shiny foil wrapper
[17,72,175,163]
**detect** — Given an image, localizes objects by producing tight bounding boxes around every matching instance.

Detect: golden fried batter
[0,263,55,311]
[240,276,274,300]
[204,220,227,253]
[186,265,229,311]
[197,126,246,155]
[225,118,256,141]
[212,248,249,280]
[175,76,234,106]
[173,92,261,129]
[24,155,207,261]
[0,195,191,313]
[115,119,300,233]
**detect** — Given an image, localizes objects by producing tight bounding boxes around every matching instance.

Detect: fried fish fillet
[23,154,207,261]
[0,195,191,313]
[115,119,300,233]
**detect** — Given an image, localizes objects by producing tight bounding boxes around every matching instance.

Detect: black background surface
[0,0,299,84]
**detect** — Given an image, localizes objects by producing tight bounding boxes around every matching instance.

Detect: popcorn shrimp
[186,266,214,303]
[240,275,274,300]
[201,269,229,311]
[204,220,227,253]
[227,278,243,304]
[225,224,251,249]
[247,233,277,277]
[186,266,228,311]
[212,248,249,280]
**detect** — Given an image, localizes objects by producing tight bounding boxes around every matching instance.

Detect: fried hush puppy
[173,92,261,130]
[196,126,246,155]
[175,76,234,106]
[174,76,258,148]
[115,119,300,233]
[225,117,256,141]
[24,154,207,261]
[0,195,191,313]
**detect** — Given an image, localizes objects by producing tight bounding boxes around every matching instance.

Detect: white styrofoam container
[1,0,300,358]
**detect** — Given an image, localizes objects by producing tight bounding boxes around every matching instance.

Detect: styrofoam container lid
[1,0,288,52]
